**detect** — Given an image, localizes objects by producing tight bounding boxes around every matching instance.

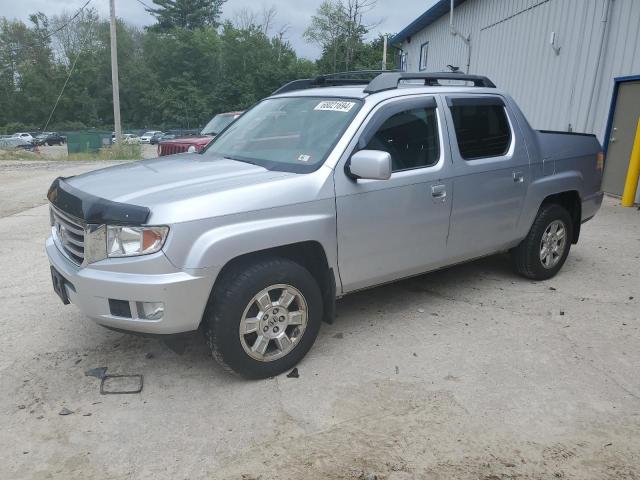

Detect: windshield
[205,97,362,172]
[142,131,156,137]
[201,114,238,136]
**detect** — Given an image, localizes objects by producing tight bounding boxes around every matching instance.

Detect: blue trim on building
[603,75,640,155]
[390,0,468,46]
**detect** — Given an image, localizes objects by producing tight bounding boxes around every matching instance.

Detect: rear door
[334,95,453,292]
[444,95,530,261]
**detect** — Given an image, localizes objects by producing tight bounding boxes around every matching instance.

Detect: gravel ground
[0,161,639,480]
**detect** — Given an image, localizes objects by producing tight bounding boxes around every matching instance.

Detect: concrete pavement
[0,160,638,479]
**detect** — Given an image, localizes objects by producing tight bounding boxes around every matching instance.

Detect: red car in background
[158,111,243,156]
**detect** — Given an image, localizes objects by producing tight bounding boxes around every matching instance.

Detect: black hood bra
[47,177,150,226]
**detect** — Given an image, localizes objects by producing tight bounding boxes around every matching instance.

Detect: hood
[160,135,212,146]
[66,154,299,223]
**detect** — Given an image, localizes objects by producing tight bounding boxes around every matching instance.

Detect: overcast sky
[2,0,436,59]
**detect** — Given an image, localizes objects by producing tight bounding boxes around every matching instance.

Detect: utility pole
[109,0,122,143]
[382,34,388,70]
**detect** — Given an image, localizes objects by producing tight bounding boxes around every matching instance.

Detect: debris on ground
[332,332,344,339]
[549,287,557,291]
[560,311,565,316]
[100,374,144,395]
[58,407,73,416]
[286,368,299,378]
[145,352,154,359]
[395,366,399,374]
[17,405,26,410]
[417,308,425,313]
[85,367,107,379]
[82,413,92,417]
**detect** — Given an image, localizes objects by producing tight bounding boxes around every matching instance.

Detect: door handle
[431,184,447,202]
[513,171,524,183]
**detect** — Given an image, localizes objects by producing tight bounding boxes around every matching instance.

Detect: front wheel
[511,203,573,280]
[203,257,323,379]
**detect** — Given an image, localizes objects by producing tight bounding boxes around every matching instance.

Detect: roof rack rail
[364,72,496,93]
[272,70,400,95]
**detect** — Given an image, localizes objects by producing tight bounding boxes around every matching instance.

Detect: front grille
[159,143,188,156]
[51,206,86,265]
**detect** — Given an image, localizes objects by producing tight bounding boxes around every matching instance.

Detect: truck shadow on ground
[87,252,518,380]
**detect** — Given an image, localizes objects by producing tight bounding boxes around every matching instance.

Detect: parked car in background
[139,131,163,144]
[0,136,33,149]
[35,132,66,146]
[149,132,167,145]
[111,133,141,144]
[158,111,243,156]
[12,132,34,144]
[45,72,603,378]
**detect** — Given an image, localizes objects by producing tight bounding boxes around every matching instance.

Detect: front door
[603,81,640,197]
[334,96,453,293]
[444,96,530,262]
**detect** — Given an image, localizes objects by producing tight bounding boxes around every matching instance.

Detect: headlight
[106,226,169,258]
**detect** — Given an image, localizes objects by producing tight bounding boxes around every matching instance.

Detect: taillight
[596,151,604,172]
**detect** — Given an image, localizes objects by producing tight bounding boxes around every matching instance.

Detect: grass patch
[67,144,143,161]
[0,149,40,161]
[0,144,143,161]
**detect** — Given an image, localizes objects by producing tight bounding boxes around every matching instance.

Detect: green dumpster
[66,131,112,154]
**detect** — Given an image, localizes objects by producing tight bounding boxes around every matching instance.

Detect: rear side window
[449,101,511,160]
[365,107,440,172]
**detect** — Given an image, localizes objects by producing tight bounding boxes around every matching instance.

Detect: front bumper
[46,236,215,334]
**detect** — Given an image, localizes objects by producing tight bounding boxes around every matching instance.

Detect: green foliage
[0,1,396,134]
[146,0,226,32]
[305,0,394,74]
[0,4,321,133]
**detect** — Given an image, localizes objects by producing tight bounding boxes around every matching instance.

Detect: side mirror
[349,150,392,180]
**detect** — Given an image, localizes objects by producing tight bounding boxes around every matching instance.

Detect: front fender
[163,199,338,274]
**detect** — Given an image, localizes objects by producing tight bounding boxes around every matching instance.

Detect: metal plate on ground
[100,374,143,395]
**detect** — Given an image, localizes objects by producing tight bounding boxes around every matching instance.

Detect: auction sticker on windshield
[314,100,356,113]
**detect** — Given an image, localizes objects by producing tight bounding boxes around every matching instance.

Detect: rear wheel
[203,257,322,379]
[512,203,573,280]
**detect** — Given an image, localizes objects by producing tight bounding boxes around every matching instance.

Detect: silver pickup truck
[46,72,604,378]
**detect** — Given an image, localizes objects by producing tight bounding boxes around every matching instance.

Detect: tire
[511,203,573,280]
[203,257,323,379]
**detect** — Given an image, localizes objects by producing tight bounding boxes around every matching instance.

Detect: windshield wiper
[223,155,263,167]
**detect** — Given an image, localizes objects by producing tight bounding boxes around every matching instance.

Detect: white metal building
[391,0,640,200]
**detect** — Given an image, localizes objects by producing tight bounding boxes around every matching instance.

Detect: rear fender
[518,170,583,239]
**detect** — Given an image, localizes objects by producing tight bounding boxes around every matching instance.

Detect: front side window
[365,107,440,172]
[449,102,511,160]
[205,97,362,172]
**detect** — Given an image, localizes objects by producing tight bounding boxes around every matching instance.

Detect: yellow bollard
[621,117,640,207]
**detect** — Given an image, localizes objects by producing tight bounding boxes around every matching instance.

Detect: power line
[40,0,94,43]
[3,0,93,54]
[42,17,95,132]
[134,0,155,12]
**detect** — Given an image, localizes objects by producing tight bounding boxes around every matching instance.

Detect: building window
[399,51,408,72]
[419,42,429,71]
[449,102,511,160]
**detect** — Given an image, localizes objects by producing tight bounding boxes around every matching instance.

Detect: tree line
[0,0,394,134]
